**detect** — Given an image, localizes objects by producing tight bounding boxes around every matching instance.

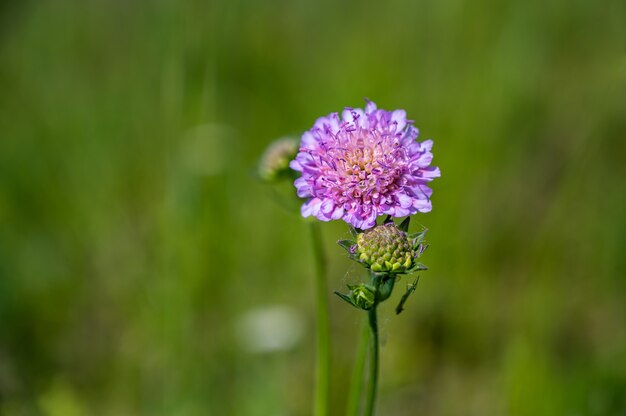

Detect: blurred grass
[0,0,625,415]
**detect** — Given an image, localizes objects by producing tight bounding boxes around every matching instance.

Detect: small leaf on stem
[395,277,420,315]
[334,291,357,308]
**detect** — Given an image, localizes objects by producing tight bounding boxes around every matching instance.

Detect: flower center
[316,129,406,208]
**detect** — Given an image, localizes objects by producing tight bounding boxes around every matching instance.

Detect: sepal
[398,216,411,232]
[348,226,362,237]
[378,275,397,302]
[406,262,428,273]
[337,239,356,253]
[408,228,428,250]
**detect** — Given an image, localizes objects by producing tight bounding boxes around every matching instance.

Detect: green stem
[310,222,329,416]
[345,318,369,416]
[365,305,379,416]
[364,272,382,416]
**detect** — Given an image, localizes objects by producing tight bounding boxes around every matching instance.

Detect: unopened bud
[258,138,299,182]
[349,284,376,310]
[355,222,416,274]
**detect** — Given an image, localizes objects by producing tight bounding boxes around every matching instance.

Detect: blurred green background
[1,0,625,415]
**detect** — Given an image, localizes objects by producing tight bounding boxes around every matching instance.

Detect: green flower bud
[355,223,417,275]
[349,284,376,310]
[334,283,376,310]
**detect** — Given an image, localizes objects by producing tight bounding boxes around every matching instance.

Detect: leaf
[395,277,419,315]
[334,291,357,308]
[337,239,355,252]
[399,216,411,232]
[383,215,393,224]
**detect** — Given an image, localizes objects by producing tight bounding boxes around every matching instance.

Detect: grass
[0,0,625,414]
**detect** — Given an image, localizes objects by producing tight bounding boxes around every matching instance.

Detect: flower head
[290,100,440,229]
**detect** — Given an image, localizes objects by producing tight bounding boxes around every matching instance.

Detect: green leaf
[395,277,419,315]
[337,239,355,252]
[399,216,411,232]
[334,291,357,308]
[383,215,393,224]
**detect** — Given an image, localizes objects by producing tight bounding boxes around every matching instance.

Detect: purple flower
[290,100,440,229]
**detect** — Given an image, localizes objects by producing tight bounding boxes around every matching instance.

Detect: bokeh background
[1,0,625,415]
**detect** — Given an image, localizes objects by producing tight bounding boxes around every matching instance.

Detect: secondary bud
[334,284,376,311]
[349,284,376,310]
[258,137,299,182]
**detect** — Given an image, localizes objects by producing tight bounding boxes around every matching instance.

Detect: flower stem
[365,305,379,416]
[310,222,329,416]
[345,318,369,416]
[364,272,383,416]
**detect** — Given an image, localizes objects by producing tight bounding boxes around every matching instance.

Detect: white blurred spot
[236,305,305,354]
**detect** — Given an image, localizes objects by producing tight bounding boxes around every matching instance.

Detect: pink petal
[391,109,407,132]
[301,198,323,217]
[419,139,433,152]
[294,177,312,198]
[365,99,377,114]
